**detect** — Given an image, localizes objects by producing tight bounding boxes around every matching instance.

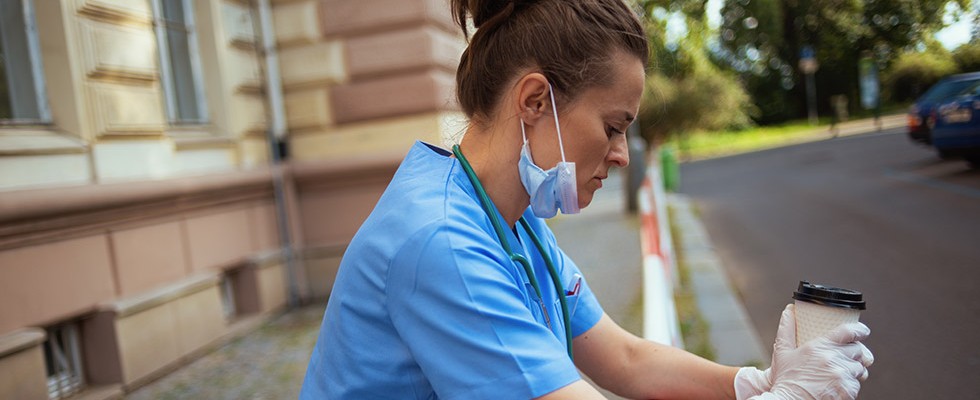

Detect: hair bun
[452,0,527,38]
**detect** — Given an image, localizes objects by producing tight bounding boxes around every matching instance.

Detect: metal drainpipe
[255,0,301,307]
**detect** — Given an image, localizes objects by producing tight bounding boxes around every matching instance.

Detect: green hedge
[883,51,957,102]
[953,41,980,73]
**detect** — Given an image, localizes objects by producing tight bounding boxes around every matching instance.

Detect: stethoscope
[451,144,573,360]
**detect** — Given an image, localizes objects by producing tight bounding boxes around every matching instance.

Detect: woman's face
[530,51,646,209]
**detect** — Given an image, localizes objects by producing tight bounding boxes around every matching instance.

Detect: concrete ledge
[103,272,221,318]
[120,313,273,393]
[0,329,47,400]
[0,328,45,358]
[0,167,273,224]
[639,152,683,347]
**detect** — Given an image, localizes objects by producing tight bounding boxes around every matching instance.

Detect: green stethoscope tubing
[452,144,573,360]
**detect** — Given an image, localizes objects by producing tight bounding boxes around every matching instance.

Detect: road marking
[885,168,980,199]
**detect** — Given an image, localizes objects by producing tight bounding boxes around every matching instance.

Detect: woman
[300,0,873,398]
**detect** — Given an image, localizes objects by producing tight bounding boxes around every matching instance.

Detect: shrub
[952,41,980,73]
[638,65,755,146]
[883,50,957,102]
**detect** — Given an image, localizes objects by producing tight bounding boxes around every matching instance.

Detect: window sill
[103,272,222,318]
[172,134,236,151]
[0,328,46,358]
[0,129,87,156]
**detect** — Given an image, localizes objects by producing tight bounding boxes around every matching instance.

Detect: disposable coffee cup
[792,281,866,346]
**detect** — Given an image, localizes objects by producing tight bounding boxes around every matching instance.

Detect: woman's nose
[607,135,629,168]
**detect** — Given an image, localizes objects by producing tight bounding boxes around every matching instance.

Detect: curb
[828,114,906,137]
[667,194,769,367]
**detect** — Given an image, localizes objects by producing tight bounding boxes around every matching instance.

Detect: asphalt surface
[679,127,980,399]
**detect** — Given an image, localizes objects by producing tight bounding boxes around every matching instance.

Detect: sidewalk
[547,169,644,400]
[826,113,905,137]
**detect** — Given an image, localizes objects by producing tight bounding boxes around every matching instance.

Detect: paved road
[679,128,980,399]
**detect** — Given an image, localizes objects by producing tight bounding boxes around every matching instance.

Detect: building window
[0,0,51,123]
[152,0,208,124]
[43,322,85,399]
[220,274,237,319]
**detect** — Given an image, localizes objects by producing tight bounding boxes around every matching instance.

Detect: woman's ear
[514,73,552,126]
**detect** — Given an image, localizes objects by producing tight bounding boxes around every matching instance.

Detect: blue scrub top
[300,141,604,399]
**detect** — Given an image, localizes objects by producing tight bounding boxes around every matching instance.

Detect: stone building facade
[0,0,464,398]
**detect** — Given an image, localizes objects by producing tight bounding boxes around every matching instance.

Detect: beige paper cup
[792,281,866,347]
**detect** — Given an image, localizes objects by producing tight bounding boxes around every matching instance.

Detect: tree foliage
[718,0,969,123]
[952,40,980,72]
[883,44,957,101]
[635,0,756,145]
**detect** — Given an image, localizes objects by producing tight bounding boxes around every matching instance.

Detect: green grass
[668,118,834,162]
[667,103,911,162]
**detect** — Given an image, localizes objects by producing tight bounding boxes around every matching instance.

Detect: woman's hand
[735,304,874,400]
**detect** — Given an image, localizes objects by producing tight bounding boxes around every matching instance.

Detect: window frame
[0,0,52,125]
[150,0,209,125]
[43,321,85,400]
[220,274,238,319]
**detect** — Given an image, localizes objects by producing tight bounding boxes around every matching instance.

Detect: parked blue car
[907,72,980,145]
[932,80,980,167]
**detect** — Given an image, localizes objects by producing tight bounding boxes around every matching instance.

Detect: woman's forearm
[622,338,740,399]
[574,315,740,399]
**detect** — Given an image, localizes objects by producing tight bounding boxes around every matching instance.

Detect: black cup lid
[792,281,866,310]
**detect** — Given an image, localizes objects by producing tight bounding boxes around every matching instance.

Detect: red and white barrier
[639,151,683,347]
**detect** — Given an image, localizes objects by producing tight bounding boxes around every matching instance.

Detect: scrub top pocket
[524,282,552,328]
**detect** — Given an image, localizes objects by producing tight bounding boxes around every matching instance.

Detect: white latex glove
[734,366,771,399]
[736,304,874,400]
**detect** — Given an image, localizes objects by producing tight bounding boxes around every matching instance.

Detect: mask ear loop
[520,118,528,143]
[547,83,567,162]
[547,83,581,215]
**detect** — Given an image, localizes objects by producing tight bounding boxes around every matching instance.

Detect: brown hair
[451,0,648,123]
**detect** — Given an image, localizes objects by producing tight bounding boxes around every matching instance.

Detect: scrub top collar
[423,141,529,254]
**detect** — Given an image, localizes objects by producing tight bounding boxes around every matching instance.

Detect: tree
[718,0,969,123]
[952,40,980,72]
[635,0,756,146]
[884,43,957,101]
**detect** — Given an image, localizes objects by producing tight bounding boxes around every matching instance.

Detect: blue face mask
[518,84,580,218]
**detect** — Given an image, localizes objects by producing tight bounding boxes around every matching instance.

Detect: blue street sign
[859,56,879,109]
[800,45,815,61]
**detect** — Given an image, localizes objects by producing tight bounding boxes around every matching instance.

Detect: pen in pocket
[565,273,582,316]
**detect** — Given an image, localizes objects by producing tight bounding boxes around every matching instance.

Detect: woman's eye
[606,126,623,138]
